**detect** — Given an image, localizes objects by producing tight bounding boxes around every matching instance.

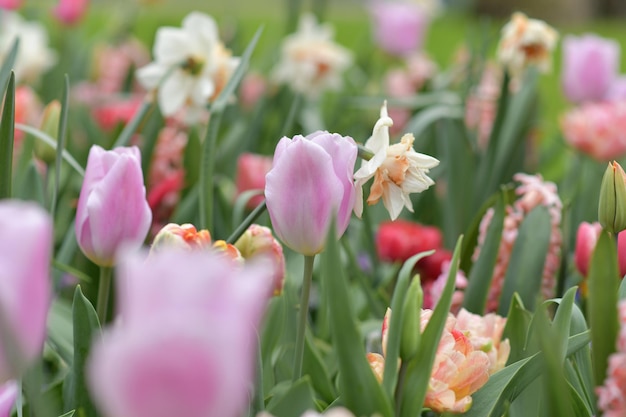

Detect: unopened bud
[34,100,60,164]
[599,161,626,234]
[151,223,212,253]
[400,276,423,361]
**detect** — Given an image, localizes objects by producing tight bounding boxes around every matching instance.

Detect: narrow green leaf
[498,206,551,314]
[463,193,505,313]
[47,299,74,366]
[587,229,620,386]
[0,39,18,93]
[15,162,45,205]
[65,286,101,417]
[58,411,75,417]
[0,72,15,199]
[403,105,464,139]
[321,222,393,417]
[549,286,578,364]
[303,333,336,403]
[113,98,155,148]
[51,75,70,217]
[383,250,434,398]
[266,376,317,417]
[399,237,463,417]
[502,294,532,364]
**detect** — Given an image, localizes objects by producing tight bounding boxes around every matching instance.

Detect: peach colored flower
[366,352,385,383]
[473,173,562,312]
[151,223,242,262]
[354,102,439,220]
[560,100,626,161]
[497,12,558,78]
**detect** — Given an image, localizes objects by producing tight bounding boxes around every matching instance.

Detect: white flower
[272,13,352,98]
[497,12,558,77]
[0,12,57,83]
[136,11,239,118]
[354,101,439,220]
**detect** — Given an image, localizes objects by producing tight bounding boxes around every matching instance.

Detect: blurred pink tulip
[561,34,620,103]
[76,145,152,267]
[88,248,273,417]
[575,221,626,278]
[0,201,52,383]
[0,0,22,10]
[0,381,18,417]
[235,153,273,209]
[561,101,626,161]
[265,131,357,255]
[368,1,429,57]
[14,86,42,147]
[53,0,88,25]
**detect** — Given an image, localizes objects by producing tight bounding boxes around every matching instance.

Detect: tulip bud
[212,240,244,263]
[53,0,88,26]
[574,221,602,277]
[34,100,60,164]
[76,145,152,266]
[151,223,212,252]
[599,161,626,234]
[400,277,423,361]
[234,224,286,295]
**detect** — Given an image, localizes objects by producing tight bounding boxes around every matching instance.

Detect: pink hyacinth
[597,301,626,416]
[561,100,626,161]
[473,173,562,313]
[88,247,274,417]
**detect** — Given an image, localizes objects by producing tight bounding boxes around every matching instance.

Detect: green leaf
[113,98,155,148]
[65,286,101,417]
[502,294,532,364]
[463,192,505,314]
[321,223,393,417]
[0,72,15,199]
[303,333,336,403]
[0,39,18,93]
[383,250,434,398]
[399,237,463,417]
[15,161,45,205]
[498,206,551,314]
[58,411,75,417]
[266,376,317,417]
[619,276,626,300]
[47,299,74,366]
[587,229,620,386]
[403,105,464,139]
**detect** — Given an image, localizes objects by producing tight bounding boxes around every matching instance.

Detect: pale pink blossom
[0,381,18,417]
[473,173,562,312]
[426,261,468,314]
[240,72,267,110]
[560,100,626,161]
[235,153,273,209]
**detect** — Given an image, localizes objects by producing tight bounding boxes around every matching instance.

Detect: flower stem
[253,337,265,414]
[226,200,267,244]
[293,254,315,382]
[199,109,223,231]
[97,266,113,324]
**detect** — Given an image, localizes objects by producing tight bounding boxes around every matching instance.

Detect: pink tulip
[0,201,52,383]
[53,0,88,25]
[76,145,152,267]
[368,1,429,57]
[561,34,620,103]
[575,221,626,278]
[235,153,273,209]
[0,0,22,10]
[88,248,273,417]
[0,381,18,417]
[265,131,357,255]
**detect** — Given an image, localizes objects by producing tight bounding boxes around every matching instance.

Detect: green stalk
[226,200,267,244]
[199,110,223,231]
[97,266,113,324]
[293,254,315,382]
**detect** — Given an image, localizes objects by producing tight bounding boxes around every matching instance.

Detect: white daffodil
[497,12,558,77]
[272,13,352,98]
[136,11,239,118]
[354,102,439,220]
[0,12,56,83]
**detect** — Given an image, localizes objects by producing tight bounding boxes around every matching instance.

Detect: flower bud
[151,223,212,252]
[400,277,423,361]
[234,224,285,295]
[599,161,626,234]
[212,240,244,263]
[34,100,60,164]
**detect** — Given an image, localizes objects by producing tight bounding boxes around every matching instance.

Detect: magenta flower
[53,0,88,25]
[368,1,429,57]
[76,145,152,267]
[88,248,274,417]
[265,131,357,255]
[561,34,620,103]
[0,381,18,417]
[0,201,52,383]
[0,0,22,10]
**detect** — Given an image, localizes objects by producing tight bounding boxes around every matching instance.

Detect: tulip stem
[97,266,113,324]
[226,200,267,244]
[293,254,315,382]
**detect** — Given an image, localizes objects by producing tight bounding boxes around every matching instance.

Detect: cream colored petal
[154,27,191,64]
[382,182,407,220]
[136,62,167,90]
[158,70,193,116]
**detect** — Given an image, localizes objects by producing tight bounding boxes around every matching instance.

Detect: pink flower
[14,85,42,147]
[240,72,267,110]
[0,381,18,417]
[265,131,357,255]
[368,1,430,57]
[575,221,626,280]
[91,96,143,131]
[561,101,626,161]
[561,34,620,103]
[425,261,468,314]
[473,174,562,312]
[235,153,273,209]
[76,145,152,266]
[0,201,52,383]
[0,0,21,10]
[597,300,626,416]
[53,0,88,25]
[88,248,273,417]
[234,224,286,296]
